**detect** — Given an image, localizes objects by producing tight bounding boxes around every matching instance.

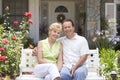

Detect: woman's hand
[32,47,38,56]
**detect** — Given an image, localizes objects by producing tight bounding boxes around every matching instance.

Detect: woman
[34,22,63,80]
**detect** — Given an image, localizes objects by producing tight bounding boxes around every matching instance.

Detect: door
[48,1,75,25]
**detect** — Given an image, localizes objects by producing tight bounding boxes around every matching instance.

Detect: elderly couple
[33,19,89,80]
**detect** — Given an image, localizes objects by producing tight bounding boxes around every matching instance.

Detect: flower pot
[0,77,2,80]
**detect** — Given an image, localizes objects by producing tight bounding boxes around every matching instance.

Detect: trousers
[34,63,60,80]
[60,65,88,80]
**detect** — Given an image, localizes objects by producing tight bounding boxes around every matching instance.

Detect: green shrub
[99,48,119,80]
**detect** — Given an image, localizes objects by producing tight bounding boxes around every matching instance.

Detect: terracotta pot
[0,77,2,80]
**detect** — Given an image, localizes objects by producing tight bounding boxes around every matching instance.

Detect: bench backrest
[87,48,100,73]
[20,48,100,74]
[20,49,38,73]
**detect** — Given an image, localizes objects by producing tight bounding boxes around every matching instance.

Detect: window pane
[3,0,28,15]
[2,0,28,30]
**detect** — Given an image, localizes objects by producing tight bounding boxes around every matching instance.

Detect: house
[0,0,120,48]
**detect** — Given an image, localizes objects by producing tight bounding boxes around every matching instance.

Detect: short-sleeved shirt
[41,38,61,64]
[58,33,89,69]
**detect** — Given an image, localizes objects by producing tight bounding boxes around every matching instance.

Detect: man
[59,19,89,80]
[33,19,89,80]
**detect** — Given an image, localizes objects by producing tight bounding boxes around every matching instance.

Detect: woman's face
[49,29,61,40]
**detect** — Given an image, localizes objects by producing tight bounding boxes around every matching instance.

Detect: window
[117,4,120,35]
[55,6,68,13]
[2,0,28,25]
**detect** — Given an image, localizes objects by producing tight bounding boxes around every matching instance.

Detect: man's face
[62,21,74,37]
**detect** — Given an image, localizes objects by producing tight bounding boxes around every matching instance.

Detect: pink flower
[28,19,33,24]
[2,40,9,45]
[12,37,17,41]
[25,12,32,19]
[0,48,4,53]
[0,56,6,62]
[13,21,19,26]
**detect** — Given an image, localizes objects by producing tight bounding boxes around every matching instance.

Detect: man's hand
[70,65,77,76]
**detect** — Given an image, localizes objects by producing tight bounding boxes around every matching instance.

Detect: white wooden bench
[16,48,105,80]
[86,48,105,80]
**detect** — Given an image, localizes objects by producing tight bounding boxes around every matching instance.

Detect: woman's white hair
[49,22,62,32]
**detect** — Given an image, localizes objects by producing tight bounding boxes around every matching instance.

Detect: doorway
[48,1,75,25]
[39,0,87,40]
